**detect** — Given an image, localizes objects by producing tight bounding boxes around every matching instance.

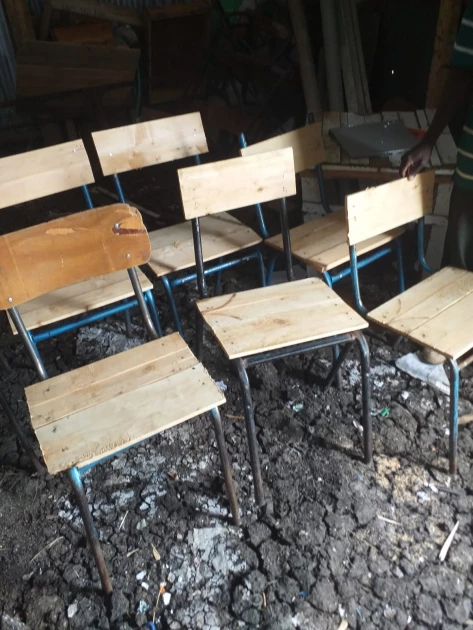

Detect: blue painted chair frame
[91,114,267,336]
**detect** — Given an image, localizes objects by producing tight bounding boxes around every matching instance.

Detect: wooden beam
[49,0,143,27]
[426,0,462,108]
[3,0,36,46]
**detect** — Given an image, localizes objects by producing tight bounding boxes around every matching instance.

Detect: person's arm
[400,68,473,180]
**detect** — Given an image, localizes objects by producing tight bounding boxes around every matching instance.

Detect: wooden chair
[241,124,407,312]
[0,140,162,343]
[348,173,465,474]
[3,204,238,594]
[177,147,372,506]
[91,112,267,334]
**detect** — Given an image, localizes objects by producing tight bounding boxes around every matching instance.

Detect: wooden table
[320,110,456,184]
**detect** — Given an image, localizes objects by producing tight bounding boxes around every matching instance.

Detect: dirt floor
[0,171,473,629]
[1,259,473,630]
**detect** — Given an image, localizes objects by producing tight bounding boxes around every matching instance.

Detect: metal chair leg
[215,257,223,295]
[68,467,113,595]
[0,390,45,474]
[195,309,204,362]
[234,358,264,506]
[331,345,342,389]
[124,309,132,338]
[448,359,460,475]
[210,408,239,525]
[161,275,183,335]
[324,341,354,389]
[144,291,163,338]
[256,249,267,287]
[266,253,278,286]
[394,238,405,293]
[355,332,372,464]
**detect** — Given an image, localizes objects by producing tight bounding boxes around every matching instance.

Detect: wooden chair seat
[8,269,153,333]
[369,266,473,361]
[265,210,405,272]
[26,333,225,474]
[198,277,368,360]
[147,213,262,277]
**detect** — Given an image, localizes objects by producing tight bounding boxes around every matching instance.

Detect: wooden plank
[417,109,441,166]
[16,40,140,99]
[322,111,341,164]
[346,170,435,245]
[179,148,297,219]
[198,277,367,360]
[0,205,150,310]
[148,214,261,277]
[28,333,193,425]
[92,113,208,177]
[426,0,463,108]
[49,0,143,27]
[347,113,369,166]
[53,21,115,45]
[0,140,94,209]
[3,0,35,47]
[240,124,325,173]
[9,269,153,333]
[30,341,225,474]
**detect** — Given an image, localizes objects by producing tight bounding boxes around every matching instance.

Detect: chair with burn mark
[0,139,162,344]
[177,147,372,507]
[354,172,469,475]
[91,112,267,334]
[1,203,238,594]
[240,124,408,313]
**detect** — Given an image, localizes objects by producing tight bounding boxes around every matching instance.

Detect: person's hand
[399,142,433,180]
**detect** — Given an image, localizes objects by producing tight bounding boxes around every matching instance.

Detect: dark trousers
[442,184,473,271]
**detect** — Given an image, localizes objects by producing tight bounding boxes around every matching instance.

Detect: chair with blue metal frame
[91,112,267,335]
[0,140,162,343]
[348,172,465,475]
[178,147,372,507]
[3,203,238,594]
[240,124,407,312]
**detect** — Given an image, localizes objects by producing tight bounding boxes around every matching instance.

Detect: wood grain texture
[240,124,326,173]
[0,205,150,310]
[3,0,35,46]
[148,213,261,277]
[266,210,404,272]
[369,267,473,359]
[198,277,367,359]
[0,140,94,209]
[92,112,208,176]
[346,171,435,246]
[8,269,152,333]
[179,148,297,219]
[27,333,225,474]
[16,40,140,98]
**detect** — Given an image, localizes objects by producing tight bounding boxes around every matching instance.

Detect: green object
[380,408,390,418]
[220,0,243,11]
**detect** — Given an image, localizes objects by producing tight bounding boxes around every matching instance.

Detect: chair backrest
[92,112,209,177]
[239,124,326,174]
[345,171,435,247]
[0,204,150,310]
[0,140,94,210]
[178,148,296,219]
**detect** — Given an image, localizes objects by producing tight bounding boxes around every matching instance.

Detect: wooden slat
[322,111,341,164]
[28,333,193,425]
[3,0,35,46]
[266,210,404,272]
[92,112,209,177]
[9,269,153,333]
[198,277,367,360]
[53,21,115,45]
[148,213,261,277]
[0,140,94,209]
[240,124,326,173]
[369,268,473,360]
[0,205,150,310]
[179,148,297,219]
[49,0,143,27]
[346,170,435,246]
[28,334,225,474]
[16,40,140,99]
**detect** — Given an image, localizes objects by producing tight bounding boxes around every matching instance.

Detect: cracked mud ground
[1,266,473,630]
